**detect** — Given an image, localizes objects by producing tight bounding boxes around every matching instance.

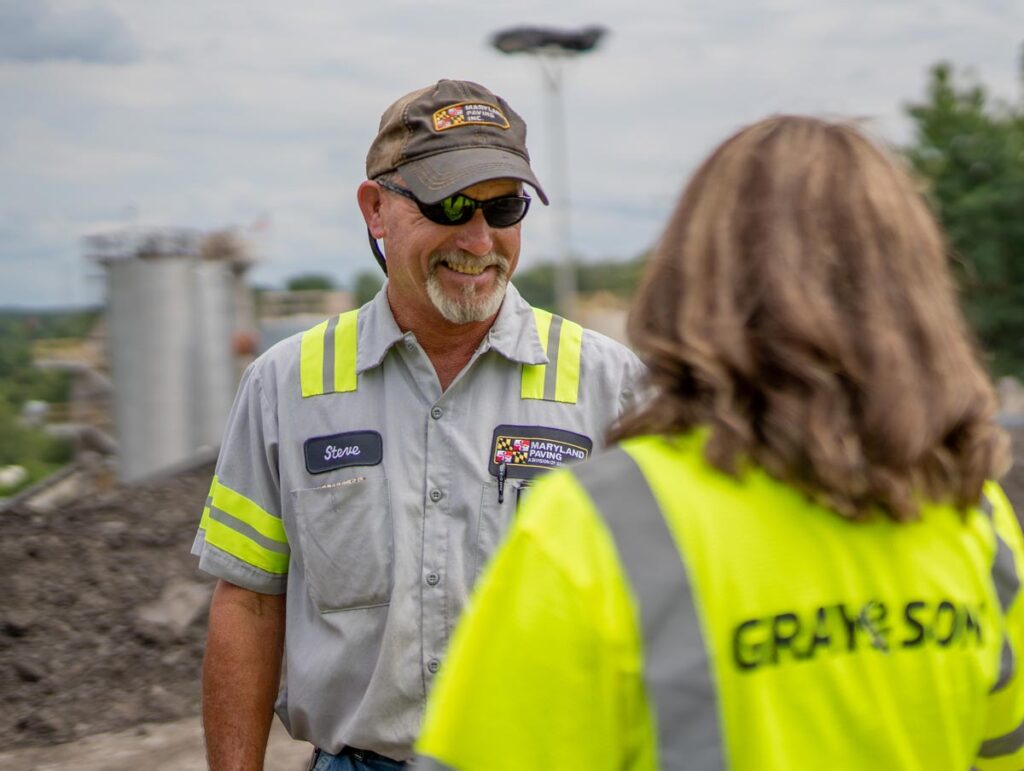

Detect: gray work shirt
[192,283,644,760]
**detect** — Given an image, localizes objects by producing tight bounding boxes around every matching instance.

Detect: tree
[904,61,1024,375]
[353,270,384,306]
[286,273,337,291]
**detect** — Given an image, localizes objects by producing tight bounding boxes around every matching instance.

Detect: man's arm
[203,579,286,771]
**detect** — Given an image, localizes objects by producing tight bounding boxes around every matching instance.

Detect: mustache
[428,250,510,273]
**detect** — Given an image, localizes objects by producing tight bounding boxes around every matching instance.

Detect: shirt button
[405,341,415,351]
[430,406,443,420]
[429,489,443,502]
[426,572,440,586]
[427,659,441,674]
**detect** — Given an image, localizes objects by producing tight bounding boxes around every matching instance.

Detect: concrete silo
[86,229,253,482]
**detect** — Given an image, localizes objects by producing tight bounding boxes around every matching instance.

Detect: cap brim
[398,148,549,205]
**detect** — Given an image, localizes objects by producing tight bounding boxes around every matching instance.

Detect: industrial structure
[84,227,256,483]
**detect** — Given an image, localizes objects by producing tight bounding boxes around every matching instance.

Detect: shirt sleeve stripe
[205,515,290,575]
[210,480,286,544]
[209,507,289,554]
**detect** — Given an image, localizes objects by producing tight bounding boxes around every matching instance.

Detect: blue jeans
[310,746,407,771]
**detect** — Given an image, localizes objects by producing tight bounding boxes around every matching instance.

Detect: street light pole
[490,26,606,318]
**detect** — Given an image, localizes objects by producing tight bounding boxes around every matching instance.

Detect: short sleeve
[191,362,288,594]
[416,470,655,770]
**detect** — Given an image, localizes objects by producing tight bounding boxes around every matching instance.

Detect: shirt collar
[355,286,406,373]
[355,281,548,374]
[484,283,548,365]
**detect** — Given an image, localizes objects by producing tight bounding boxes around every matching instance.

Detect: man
[192,79,644,770]
[416,116,1024,769]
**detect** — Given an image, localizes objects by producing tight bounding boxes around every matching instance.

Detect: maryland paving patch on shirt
[489,424,593,480]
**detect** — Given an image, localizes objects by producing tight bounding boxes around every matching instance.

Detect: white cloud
[0,0,1022,306]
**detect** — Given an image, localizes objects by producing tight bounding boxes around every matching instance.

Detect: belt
[312,745,408,769]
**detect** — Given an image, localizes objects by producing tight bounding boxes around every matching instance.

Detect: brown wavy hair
[611,115,1009,520]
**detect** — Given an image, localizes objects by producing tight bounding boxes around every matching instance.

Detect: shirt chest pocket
[475,479,530,581]
[290,472,393,613]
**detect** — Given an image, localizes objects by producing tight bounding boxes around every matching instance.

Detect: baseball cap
[366,79,549,206]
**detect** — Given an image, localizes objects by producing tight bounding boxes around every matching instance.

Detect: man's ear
[357,180,386,239]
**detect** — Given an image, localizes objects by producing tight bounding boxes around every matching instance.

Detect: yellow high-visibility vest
[418,432,1024,770]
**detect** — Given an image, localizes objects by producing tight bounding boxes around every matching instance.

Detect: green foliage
[904,62,1024,376]
[0,308,94,477]
[0,395,71,470]
[353,270,384,306]
[513,255,648,310]
[286,273,337,291]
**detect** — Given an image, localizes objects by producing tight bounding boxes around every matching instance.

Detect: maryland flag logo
[489,425,593,480]
[494,437,532,465]
[433,102,511,132]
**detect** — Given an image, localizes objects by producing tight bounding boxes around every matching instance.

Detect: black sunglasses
[377,179,531,228]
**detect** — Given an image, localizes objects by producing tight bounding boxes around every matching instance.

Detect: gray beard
[425,251,510,324]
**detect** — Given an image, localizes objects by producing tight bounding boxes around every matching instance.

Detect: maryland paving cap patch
[489,424,593,480]
[433,102,511,132]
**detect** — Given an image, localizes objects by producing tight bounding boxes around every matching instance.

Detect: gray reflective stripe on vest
[415,755,456,770]
[978,718,1024,758]
[981,492,1021,694]
[573,448,724,770]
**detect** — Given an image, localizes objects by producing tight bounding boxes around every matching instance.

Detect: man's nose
[453,210,494,256]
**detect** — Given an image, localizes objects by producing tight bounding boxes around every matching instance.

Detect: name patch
[304,431,383,475]
[489,424,593,480]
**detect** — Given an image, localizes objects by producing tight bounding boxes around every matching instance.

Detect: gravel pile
[0,460,215,749]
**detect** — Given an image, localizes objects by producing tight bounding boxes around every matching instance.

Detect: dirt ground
[2,431,1023,769]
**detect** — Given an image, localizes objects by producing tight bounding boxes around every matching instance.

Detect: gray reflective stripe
[543,314,563,401]
[978,718,1024,758]
[322,313,340,396]
[209,507,289,554]
[993,534,1021,613]
[414,755,456,770]
[993,636,1014,693]
[573,448,723,770]
[980,491,1020,693]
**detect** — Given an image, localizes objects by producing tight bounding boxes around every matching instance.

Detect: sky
[0,0,1021,308]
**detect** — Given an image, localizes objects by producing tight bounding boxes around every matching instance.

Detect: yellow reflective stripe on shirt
[554,318,583,403]
[333,309,359,394]
[300,318,330,397]
[204,480,289,574]
[521,308,552,400]
[521,307,581,403]
[206,517,289,574]
[300,310,359,397]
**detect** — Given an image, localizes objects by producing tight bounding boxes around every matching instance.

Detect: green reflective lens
[441,196,473,223]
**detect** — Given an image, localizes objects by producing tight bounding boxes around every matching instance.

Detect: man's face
[379,177,523,327]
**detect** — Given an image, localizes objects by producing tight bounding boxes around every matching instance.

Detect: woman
[416,116,1024,770]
